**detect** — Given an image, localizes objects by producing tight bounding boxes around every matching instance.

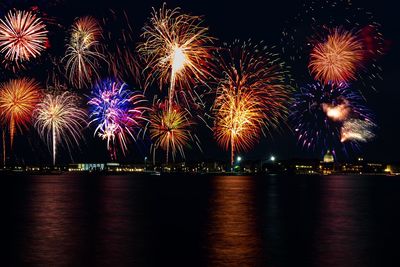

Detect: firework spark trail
[213,41,292,168]
[341,119,376,143]
[0,78,41,148]
[309,28,364,84]
[64,16,105,89]
[0,9,48,64]
[34,92,86,165]
[101,10,142,86]
[149,100,192,163]
[290,82,375,155]
[88,80,147,160]
[138,3,214,109]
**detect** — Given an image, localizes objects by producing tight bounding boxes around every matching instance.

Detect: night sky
[4,0,400,164]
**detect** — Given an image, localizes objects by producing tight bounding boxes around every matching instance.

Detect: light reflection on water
[2,174,400,267]
[21,176,87,266]
[313,176,373,267]
[206,176,263,267]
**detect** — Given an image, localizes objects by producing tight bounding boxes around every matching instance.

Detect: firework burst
[0,9,48,65]
[214,88,265,167]
[309,28,364,84]
[290,82,375,156]
[138,4,214,107]
[282,0,384,89]
[0,78,41,147]
[88,79,147,160]
[34,92,86,165]
[213,41,292,167]
[341,118,376,143]
[64,16,104,89]
[149,100,193,163]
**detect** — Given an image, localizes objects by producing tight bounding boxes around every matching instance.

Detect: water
[1,173,400,266]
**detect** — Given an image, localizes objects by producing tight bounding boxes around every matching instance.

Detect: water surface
[1,174,400,266]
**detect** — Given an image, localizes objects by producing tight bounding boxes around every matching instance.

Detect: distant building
[320,150,335,174]
[68,163,119,172]
[363,163,385,174]
[279,159,319,175]
[323,150,334,163]
[339,162,363,173]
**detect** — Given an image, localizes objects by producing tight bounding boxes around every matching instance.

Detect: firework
[282,0,384,89]
[64,16,104,89]
[309,28,364,84]
[214,88,266,167]
[213,41,292,167]
[149,100,193,163]
[88,80,147,160]
[290,82,375,156]
[341,119,376,143]
[322,99,350,122]
[34,92,86,165]
[0,78,41,147]
[0,9,48,64]
[101,10,141,86]
[138,4,214,107]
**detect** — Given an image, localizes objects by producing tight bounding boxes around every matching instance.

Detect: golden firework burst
[149,100,192,163]
[309,28,364,84]
[213,41,292,167]
[138,4,214,107]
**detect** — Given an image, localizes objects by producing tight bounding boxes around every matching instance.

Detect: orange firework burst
[0,78,42,147]
[149,100,193,163]
[213,41,292,167]
[64,16,104,88]
[309,28,364,84]
[0,9,48,64]
[138,4,214,107]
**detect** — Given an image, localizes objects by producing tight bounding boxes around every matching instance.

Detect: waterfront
[1,173,400,266]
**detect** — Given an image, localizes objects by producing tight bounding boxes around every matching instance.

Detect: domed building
[320,150,335,175]
[323,150,334,163]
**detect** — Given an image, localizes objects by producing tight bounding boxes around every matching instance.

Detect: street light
[270,155,276,162]
[233,156,243,173]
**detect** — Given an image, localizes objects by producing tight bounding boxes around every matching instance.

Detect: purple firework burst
[88,79,148,160]
[289,82,376,157]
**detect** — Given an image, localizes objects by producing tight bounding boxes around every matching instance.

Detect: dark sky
[6,0,400,164]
